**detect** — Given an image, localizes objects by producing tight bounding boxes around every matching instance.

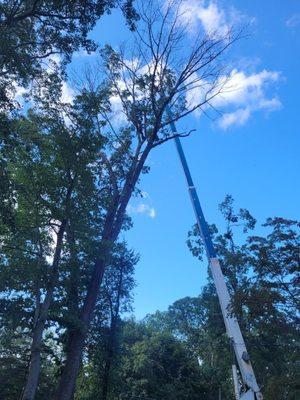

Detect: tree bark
[101,315,117,400]
[54,258,106,400]
[65,223,80,352]
[21,221,66,400]
[101,264,123,400]
[101,353,112,400]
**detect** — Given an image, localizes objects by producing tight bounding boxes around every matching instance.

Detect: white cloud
[178,0,226,35]
[186,68,282,129]
[177,0,249,36]
[73,50,96,58]
[61,81,75,104]
[108,77,129,125]
[214,70,280,107]
[173,1,281,129]
[110,94,127,125]
[127,203,156,218]
[219,107,250,129]
[14,84,27,99]
[286,14,300,28]
[215,69,282,129]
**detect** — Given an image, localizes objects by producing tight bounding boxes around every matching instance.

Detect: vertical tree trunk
[20,319,46,400]
[101,261,123,400]
[101,357,112,400]
[20,221,66,400]
[101,317,117,400]
[65,223,80,352]
[54,258,106,400]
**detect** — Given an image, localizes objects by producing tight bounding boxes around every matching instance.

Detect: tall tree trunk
[101,260,123,400]
[65,223,80,352]
[54,258,106,400]
[101,357,112,400]
[55,142,152,400]
[101,316,117,400]
[21,221,66,400]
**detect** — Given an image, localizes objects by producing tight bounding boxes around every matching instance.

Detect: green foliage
[0,0,138,109]
[77,319,209,400]
[0,0,297,397]
[187,196,300,400]
[74,243,137,400]
[0,72,137,397]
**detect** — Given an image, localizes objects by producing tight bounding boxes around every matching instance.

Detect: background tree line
[0,0,299,399]
[75,196,300,400]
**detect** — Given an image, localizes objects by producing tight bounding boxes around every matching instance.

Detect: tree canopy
[0,1,298,399]
[0,0,138,109]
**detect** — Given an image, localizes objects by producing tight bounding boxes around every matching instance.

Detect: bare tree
[54,1,240,398]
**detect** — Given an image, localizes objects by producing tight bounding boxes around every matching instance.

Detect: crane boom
[168,113,263,400]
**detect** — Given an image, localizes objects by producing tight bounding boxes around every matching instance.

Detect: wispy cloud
[179,0,227,35]
[215,69,282,129]
[186,68,282,129]
[73,50,96,58]
[127,203,156,218]
[61,81,75,104]
[286,13,300,28]
[173,1,281,129]
[177,0,254,36]
[110,92,127,125]
[218,107,250,129]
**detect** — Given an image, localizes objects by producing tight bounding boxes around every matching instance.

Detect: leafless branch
[103,0,241,149]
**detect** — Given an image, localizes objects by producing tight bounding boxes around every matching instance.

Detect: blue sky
[68,0,300,319]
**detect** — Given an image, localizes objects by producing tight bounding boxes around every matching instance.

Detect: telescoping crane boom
[167,110,263,400]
